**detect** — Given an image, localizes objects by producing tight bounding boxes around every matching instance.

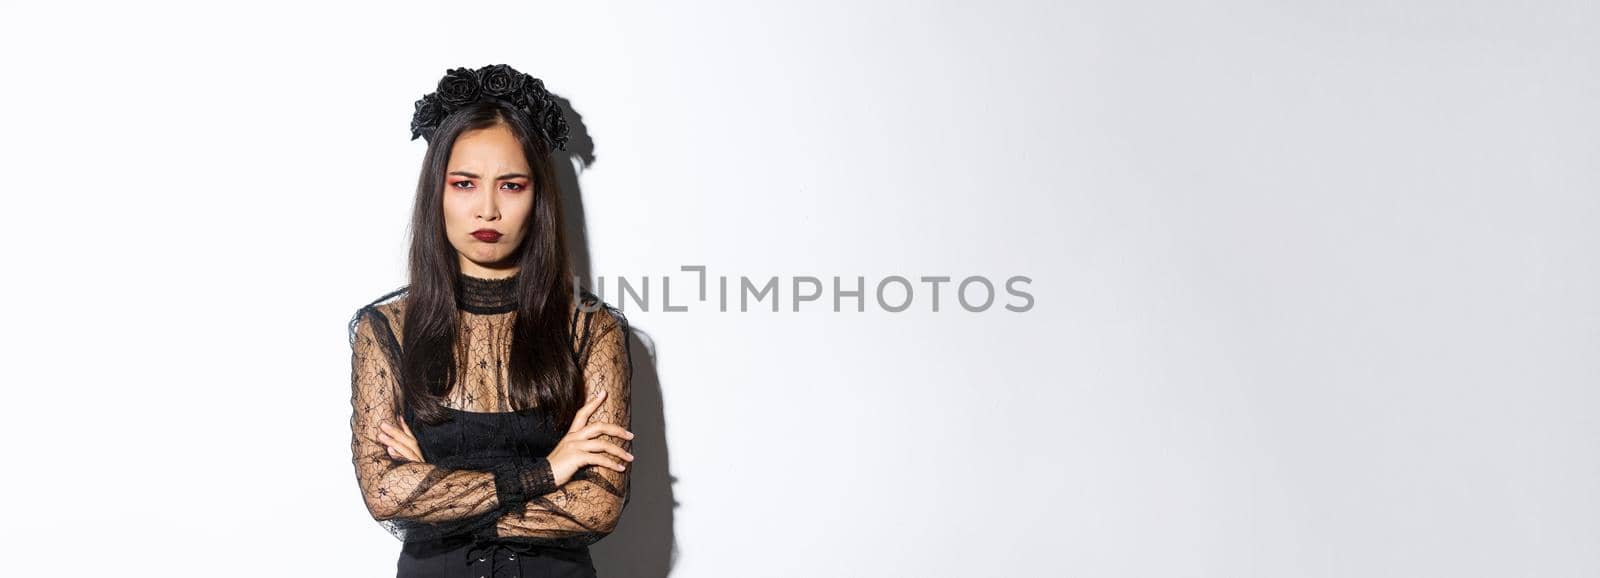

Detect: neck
[455,269,520,314]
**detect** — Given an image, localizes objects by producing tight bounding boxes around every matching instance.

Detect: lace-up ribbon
[465,531,590,576]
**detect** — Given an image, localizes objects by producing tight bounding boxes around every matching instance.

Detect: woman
[348,64,635,578]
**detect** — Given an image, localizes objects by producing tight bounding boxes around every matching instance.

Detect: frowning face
[441,122,534,277]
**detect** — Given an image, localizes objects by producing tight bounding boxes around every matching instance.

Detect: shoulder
[571,289,631,369]
[348,286,410,345]
[574,288,629,339]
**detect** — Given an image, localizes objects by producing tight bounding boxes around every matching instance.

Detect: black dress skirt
[397,531,595,578]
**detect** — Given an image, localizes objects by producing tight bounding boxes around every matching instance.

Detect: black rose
[541,106,569,150]
[478,64,524,97]
[436,67,481,106]
[519,78,549,110]
[409,94,444,141]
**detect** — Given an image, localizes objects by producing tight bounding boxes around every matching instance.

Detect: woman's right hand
[547,389,635,486]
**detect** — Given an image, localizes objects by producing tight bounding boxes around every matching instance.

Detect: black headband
[409,64,569,151]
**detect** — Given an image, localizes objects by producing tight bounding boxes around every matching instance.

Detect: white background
[1,1,1596,576]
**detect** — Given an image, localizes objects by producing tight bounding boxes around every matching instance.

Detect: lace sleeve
[494,304,634,546]
[349,304,558,542]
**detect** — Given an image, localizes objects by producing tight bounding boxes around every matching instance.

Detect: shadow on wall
[554,94,679,578]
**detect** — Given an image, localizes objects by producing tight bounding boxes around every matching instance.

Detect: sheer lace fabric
[348,272,633,548]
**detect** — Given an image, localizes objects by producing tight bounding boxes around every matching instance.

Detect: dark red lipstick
[471,229,502,242]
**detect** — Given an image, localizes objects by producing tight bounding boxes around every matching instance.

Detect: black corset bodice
[405,405,563,471]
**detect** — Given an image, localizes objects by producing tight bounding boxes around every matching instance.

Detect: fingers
[379,422,423,462]
[582,438,635,465]
[377,429,408,461]
[567,389,607,433]
[396,419,421,459]
[377,429,406,461]
[575,422,634,442]
[583,449,629,472]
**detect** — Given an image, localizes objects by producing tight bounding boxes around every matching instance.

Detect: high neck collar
[455,270,520,314]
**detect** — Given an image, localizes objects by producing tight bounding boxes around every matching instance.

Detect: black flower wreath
[409,64,570,151]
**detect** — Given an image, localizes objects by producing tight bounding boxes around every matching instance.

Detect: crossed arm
[349,305,557,541]
[493,304,633,545]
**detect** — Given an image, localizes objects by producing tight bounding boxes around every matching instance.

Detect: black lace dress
[348,272,633,578]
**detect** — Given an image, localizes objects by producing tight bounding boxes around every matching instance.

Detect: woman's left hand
[379,419,425,463]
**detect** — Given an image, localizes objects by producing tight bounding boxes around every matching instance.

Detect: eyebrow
[447,171,531,180]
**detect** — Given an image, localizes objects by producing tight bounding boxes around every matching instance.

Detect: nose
[475,187,500,221]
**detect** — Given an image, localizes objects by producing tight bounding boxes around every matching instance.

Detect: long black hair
[399,98,582,432]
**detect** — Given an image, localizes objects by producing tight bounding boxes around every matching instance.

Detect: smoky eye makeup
[446,172,528,191]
